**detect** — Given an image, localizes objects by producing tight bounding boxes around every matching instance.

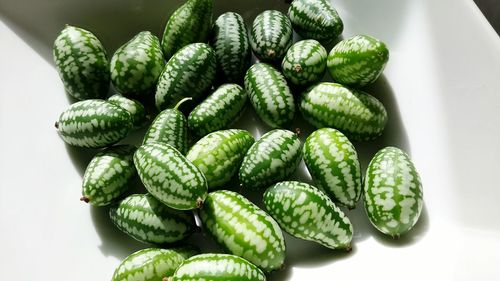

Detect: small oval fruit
[288,0,344,43]
[110,31,165,98]
[303,128,362,209]
[327,35,389,88]
[211,12,251,83]
[143,98,190,154]
[364,147,423,238]
[53,25,109,100]
[300,82,388,141]
[112,246,199,281]
[108,94,148,129]
[186,129,254,189]
[244,63,295,128]
[56,99,133,148]
[239,129,302,190]
[81,145,136,206]
[134,142,208,210]
[109,194,197,244]
[199,190,285,272]
[171,253,266,281]
[155,43,217,111]
[161,0,214,59]
[263,181,353,250]
[281,39,327,86]
[249,10,293,62]
[188,84,247,137]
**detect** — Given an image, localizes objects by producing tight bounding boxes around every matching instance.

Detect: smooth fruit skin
[288,0,343,43]
[239,129,302,190]
[53,25,109,100]
[211,12,251,83]
[170,253,266,281]
[249,10,293,62]
[199,190,286,272]
[112,246,199,281]
[186,129,255,190]
[110,31,165,98]
[161,0,214,59]
[143,108,188,155]
[155,43,217,111]
[81,145,136,206]
[133,142,208,210]
[364,147,423,238]
[244,63,295,128]
[281,39,327,86]
[188,84,247,137]
[56,99,133,148]
[108,94,148,129]
[303,128,362,209]
[263,181,353,250]
[327,35,389,88]
[109,194,197,245]
[300,82,388,141]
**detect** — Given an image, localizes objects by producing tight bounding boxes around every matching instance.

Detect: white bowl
[1,0,500,280]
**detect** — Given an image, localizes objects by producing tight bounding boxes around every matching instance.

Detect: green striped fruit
[364,147,423,238]
[134,142,208,210]
[249,10,293,62]
[211,12,251,83]
[155,43,216,111]
[109,194,197,244]
[110,31,165,97]
[327,35,389,88]
[112,246,199,281]
[188,84,247,137]
[281,39,327,86]
[199,190,285,272]
[108,94,148,129]
[56,99,133,148]
[161,0,214,59]
[81,145,136,206]
[239,129,302,190]
[53,25,109,100]
[244,63,295,128]
[288,0,344,43]
[303,128,362,209]
[263,181,353,250]
[186,129,254,190]
[143,98,190,154]
[300,82,388,141]
[170,253,266,281]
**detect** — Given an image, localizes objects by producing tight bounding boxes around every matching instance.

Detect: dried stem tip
[80,196,90,203]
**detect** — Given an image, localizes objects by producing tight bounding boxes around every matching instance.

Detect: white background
[1,0,499,280]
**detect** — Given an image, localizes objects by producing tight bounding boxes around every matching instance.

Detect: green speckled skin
[112,246,199,281]
[134,142,208,210]
[82,145,136,206]
[327,35,389,88]
[281,39,327,86]
[56,99,133,148]
[263,181,353,250]
[199,190,285,272]
[364,147,423,238]
[110,31,165,98]
[300,82,388,141]
[109,194,197,245]
[303,128,362,209]
[288,0,343,43]
[108,94,148,129]
[239,129,302,190]
[161,0,214,59]
[143,108,188,154]
[186,129,254,189]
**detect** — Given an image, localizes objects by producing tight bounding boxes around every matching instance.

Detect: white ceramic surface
[1,0,500,280]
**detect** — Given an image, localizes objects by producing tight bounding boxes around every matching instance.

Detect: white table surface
[1,0,499,280]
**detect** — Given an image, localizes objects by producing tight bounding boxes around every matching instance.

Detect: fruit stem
[174,97,193,110]
[294,127,301,136]
[80,196,90,203]
[54,121,59,129]
[267,49,276,58]
[196,197,204,209]
[293,64,302,72]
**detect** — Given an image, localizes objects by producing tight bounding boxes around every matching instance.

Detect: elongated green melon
[249,10,293,62]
